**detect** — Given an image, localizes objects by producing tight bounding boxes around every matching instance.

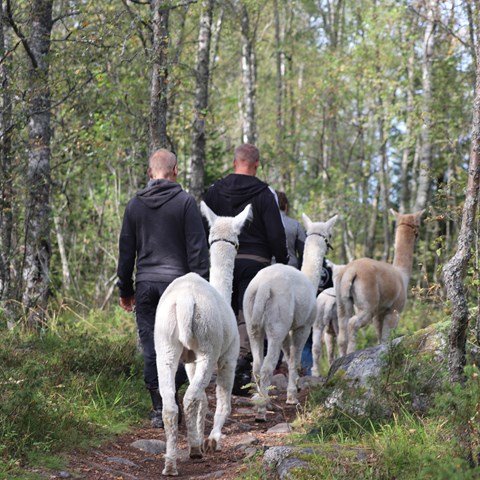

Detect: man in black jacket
[117,149,209,427]
[204,143,289,395]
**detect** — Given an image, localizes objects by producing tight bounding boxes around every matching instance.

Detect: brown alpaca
[336,209,423,356]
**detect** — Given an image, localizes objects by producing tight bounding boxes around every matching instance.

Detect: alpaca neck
[209,246,236,303]
[301,238,327,289]
[392,225,416,284]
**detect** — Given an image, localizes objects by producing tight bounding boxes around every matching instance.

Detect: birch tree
[190,0,214,203]
[443,2,480,384]
[239,1,257,144]
[414,0,438,212]
[149,0,170,152]
[6,0,54,329]
[0,0,15,328]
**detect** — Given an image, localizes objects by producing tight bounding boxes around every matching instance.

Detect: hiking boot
[232,356,252,396]
[150,408,164,428]
[232,370,252,396]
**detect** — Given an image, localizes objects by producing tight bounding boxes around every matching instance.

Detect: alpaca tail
[335,266,358,329]
[243,282,271,335]
[175,295,196,350]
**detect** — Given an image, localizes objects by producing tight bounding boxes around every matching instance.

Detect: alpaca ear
[200,201,217,227]
[302,213,313,231]
[326,214,338,231]
[233,204,252,233]
[390,208,399,220]
[415,209,426,224]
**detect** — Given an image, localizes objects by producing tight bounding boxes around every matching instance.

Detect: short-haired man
[117,149,209,427]
[204,144,289,394]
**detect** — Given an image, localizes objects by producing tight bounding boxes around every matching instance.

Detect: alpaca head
[390,209,424,244]
[200,201,253,247]
[302,213,338,250]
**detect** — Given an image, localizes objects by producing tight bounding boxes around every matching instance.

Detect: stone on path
[130,439,166,455]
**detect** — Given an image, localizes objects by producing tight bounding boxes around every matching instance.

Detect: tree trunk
[273,0,284,156]
[0,0,16,329]
[149,0,170,153]
[443,2,480,384]
[400,44,415,214]
[414,0,438,212]
[240,2,257,145]
[53,213,71,292]
[190,0,214,204]
[21,0,53,329]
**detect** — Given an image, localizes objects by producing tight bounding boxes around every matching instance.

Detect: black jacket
[204,174,288,264]
[117,179,209,297]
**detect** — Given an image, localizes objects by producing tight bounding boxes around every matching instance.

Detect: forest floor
[51,371,310,480]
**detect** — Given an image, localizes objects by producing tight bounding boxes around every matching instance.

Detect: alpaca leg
[157,348,182,476]
[347,310,372,354]
[311,324,323,377]
[325,304,338,366]
[286,324,312,404]
[378,310,400,344]
[183,356,215,459]
[205,350,236,453]
[336,295,352,357]
[324,329,336,367]
[249,330,265,394]
[253,338,281,422]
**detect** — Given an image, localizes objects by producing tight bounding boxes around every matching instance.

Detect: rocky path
[48,373,319,480]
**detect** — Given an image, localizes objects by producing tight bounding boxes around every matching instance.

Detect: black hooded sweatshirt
[204,174,288,264]
[117,179,209,298]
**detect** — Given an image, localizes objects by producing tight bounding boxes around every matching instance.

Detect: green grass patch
[0,309,147,478]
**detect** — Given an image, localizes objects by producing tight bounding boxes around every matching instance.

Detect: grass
[2,298,480,479]
[0,306,148,479]
[237,300,480,479]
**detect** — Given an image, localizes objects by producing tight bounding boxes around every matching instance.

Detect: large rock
[323,323,448,416]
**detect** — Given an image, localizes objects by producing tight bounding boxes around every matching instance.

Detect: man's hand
[119,295,135,312]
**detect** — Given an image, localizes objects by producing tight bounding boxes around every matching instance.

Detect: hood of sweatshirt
[211,174,269,212]
[135,179,182,209]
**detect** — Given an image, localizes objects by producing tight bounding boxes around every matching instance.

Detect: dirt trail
[62,380,308,480]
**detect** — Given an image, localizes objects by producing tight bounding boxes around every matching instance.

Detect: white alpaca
[311,261,344,376]
[243,214,338,421]
[336,209,423,356]
[154,202,251,476]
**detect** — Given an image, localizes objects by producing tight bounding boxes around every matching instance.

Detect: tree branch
[5,0,38,68]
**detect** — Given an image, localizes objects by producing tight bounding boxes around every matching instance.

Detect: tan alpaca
[336,209,423,356]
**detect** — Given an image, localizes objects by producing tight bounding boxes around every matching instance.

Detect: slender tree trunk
[190,0,213,203]
[414,0,437,212]
[149,0,170,153]
[53,213,71,292]
[365,183,380,258]
[400,45,415,214]
[210,4,224,73]
[240,2,257,145]
[0,0,16,329]
[443,3,480,384]
[21,0,53,329]
[273,0,284,156]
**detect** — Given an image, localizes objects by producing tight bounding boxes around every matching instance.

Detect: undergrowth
[239,301,480,479]
[0,306,147,478]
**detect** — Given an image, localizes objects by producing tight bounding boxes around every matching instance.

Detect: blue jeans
[301,333,313,375]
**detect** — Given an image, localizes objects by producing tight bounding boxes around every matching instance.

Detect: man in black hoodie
[204,143,289,395]
[117,149,209,427]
